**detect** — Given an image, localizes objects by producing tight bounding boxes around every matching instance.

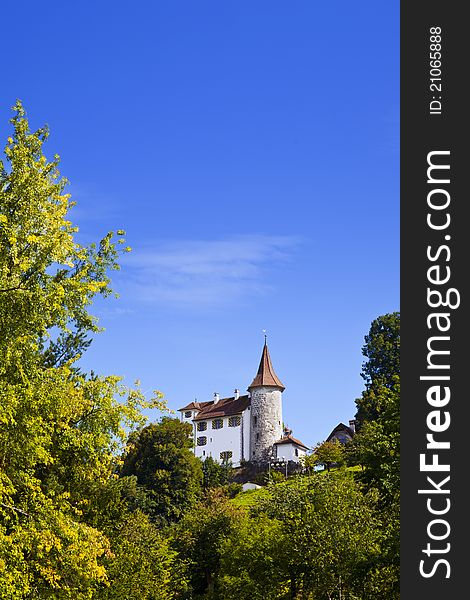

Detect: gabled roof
[248,342,285,391]
[193,394,251,420]
[274,433,309,450]
[326,422,355,442]
[178,400,213,412]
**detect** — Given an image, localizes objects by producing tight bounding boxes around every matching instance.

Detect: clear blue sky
[2,1,399,446]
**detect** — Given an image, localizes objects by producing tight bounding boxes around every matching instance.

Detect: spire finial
[262,329,267,345]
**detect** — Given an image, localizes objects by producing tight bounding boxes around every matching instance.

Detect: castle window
[197,436,207,446]
[228,416,241,427]
[254,416,258,427]
[197,421,207,431]
[295,448,299,457]
[212,419,223,429]
[184,411,192,418]
[256,433,260,440]
[220,451,233,461]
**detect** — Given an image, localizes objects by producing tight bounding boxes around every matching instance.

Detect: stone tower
[248,341,285,464]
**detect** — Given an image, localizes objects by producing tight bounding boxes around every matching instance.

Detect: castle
[178,340,309,467]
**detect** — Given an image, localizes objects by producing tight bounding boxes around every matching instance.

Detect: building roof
[326,422,355,442]
[248,342,285,391]
[192,394,251,421]
[274,433,309,450]
[178,400,213,412]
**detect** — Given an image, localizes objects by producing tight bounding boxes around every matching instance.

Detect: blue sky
[2,1,399,446]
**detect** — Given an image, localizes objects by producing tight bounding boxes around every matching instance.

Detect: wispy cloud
[120,234,300,310]
[67,183,124,226]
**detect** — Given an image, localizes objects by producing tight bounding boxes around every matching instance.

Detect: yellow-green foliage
[0,102,166,598]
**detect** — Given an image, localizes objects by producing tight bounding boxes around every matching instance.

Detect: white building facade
[178,342,309,467]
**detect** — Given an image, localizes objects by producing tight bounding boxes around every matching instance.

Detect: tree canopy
[311,439,345,471]
[0,102,165,598]
[355,312,400,424]
[120,418,203,523]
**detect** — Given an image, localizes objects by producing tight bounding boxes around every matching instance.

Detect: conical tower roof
[248,341,285,392]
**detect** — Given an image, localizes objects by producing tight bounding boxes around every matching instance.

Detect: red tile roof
[274,433,309,450]
[178,400,213,412]
[248,343,285,391]
[193,394,250,420]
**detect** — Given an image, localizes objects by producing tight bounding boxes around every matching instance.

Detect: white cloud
[120,234,300,310]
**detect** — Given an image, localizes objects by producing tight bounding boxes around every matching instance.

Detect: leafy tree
[96,511,186,600]
[202,456,232,490]
[0,102,164,598]
[355,312,400,425]
[353,382,400,497]
[220,473,382,600]
[0,102,129,362]
[352,315,400,506]
[312,439,344,472]
[350,381,400,598]
[121,418,203,523]
[266,469,286,484]
[171,488,242,599]
[218,514,287,600]
[350,314,400,599]
[360,312,400,389]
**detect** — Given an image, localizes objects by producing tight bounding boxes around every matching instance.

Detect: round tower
[248,340,285,464]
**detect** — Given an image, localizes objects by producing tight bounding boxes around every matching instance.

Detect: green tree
[350,314,400,599]
[121,418,203,523]
[312,439,344,472]
[202,456,232,490]
[352,315,400,504]
[0,102,164,598]
[355,312,400,425]
[220,473,382,600]
[96,511,186,600]
[171,488,242,599]
[218,514,287,600]
[353,382,400,497]
[360,312,400,388]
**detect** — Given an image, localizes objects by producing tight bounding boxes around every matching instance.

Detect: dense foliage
[0,105,399,599]
[120,419,203,523]
[0,103,166,598]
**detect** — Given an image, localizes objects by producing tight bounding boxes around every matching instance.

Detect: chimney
[349,419,356,434]
[234,389,240,399]
[213,392,220,404]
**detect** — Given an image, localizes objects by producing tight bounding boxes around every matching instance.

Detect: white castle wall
[193,415,243,467]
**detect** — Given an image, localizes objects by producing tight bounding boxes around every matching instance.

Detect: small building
[178,340,308,467]
[274,432,309,462]
[326,421,356,445]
